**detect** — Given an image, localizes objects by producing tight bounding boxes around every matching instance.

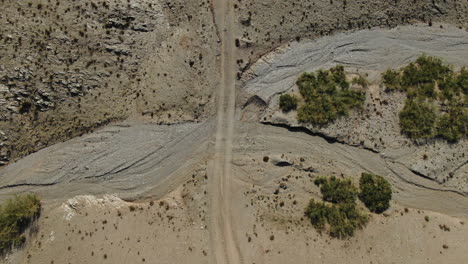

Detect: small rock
[105,45,131,56]
[0,84,9,94]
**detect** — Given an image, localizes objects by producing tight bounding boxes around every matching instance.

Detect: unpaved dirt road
[1,13,468,264]
[209,1,241,264]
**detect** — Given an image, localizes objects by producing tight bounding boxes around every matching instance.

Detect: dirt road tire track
[209,0,242,263]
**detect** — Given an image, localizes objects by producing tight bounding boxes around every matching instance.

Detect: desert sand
[0,1,467,264]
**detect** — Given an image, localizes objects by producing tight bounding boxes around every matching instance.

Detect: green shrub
[439,67,467,101]
[306,176,368,239]
[412,82,436,99]
[399,98,437,139]
[458,67,468,94]
[400,56,451,88]
[279,94,298,112]
[435,68,467,142]
[305,200,329,230]
[352,75,369,88]
[297,97,339,126]
[314,176,357,204]
[415,55,452,82]
[382,69,402,91]
[384,55,467,142]
[305,199,368,239]
[436,103,468,142]
[337,89,366,110]
[296,66,366,126]
[0,194,41,253]
[330,65,349,89]
[438,75,459,101]
[359,173,392,214]
[388,55,452,97]
[328,202,367,239]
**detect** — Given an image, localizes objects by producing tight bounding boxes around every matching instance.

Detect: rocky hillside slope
[234,0,467,74]
[0,0,218,165]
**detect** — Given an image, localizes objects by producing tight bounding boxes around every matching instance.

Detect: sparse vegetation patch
[398,98,437,140]
[0,194,41,253]
[306,174,392,238]
[314,176,357,204]
[279,94,298,112]
[306,176,368,239]
[382,55,467,142]
[282,66,366,126]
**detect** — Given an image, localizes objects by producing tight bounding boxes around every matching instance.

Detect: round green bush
[359,173,392,214]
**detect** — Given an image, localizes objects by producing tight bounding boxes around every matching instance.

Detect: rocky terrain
[0,0,218,165]
[2,0,467,167]
[233,0,467,77]
[0,0,467,264]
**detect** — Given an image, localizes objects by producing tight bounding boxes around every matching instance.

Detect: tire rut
[208,0,242,263]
